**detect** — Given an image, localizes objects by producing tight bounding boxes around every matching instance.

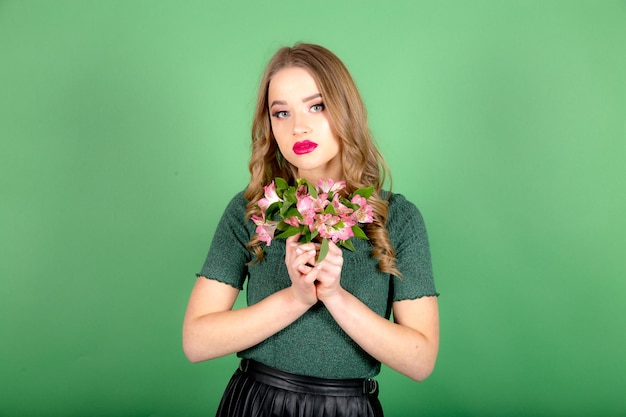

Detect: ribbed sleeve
[387,193,438,300]
[196,191,252,290]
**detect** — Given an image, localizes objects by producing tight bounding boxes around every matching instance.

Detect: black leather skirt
[215,359,384,417]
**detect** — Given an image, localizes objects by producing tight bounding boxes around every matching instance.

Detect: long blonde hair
[245,43,399,276]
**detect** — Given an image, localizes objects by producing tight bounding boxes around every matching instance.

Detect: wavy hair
[244,43,399,276]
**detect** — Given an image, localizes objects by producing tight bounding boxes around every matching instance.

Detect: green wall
[1,1,624,416]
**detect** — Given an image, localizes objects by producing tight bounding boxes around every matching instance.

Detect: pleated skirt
[215,359,384,417]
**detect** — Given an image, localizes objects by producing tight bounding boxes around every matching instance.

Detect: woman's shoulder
[229,188,248,203]
[224,187,248,206]
[382,190,426,230]
[383,190,420,213]
[217,188,250,219]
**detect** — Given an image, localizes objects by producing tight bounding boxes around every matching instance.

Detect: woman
[183,43,439,417]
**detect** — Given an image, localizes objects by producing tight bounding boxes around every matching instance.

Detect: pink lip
[293,140,318,155]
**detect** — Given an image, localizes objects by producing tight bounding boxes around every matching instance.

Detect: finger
[301,264,320,285]
[286,233,301,248]
[295,242,318,254]
[323,254,344,268]
[297,263,314,276]
[327,240,343,255]
[319,262,343,277]
[296,249,317,268]
[295,245,317,256]
[319,248,343,267]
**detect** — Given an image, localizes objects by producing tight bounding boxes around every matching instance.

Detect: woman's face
[268,66,342,183]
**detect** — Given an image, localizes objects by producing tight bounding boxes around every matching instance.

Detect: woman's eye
[311,103,325,112]
[272,110,289,119]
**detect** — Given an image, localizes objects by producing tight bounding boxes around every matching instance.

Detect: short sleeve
[387,193,438,301]
[196,191,253,290]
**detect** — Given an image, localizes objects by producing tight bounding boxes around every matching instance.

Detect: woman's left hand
[314,240,345,302]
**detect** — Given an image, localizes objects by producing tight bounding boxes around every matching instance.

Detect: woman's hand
[285,237,345,306]
[313,239,345,303]
[285,235,319,307]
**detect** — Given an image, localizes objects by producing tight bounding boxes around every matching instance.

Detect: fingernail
[296,248,303,255]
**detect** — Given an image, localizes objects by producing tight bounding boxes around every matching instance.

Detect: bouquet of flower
[252,178,375,262]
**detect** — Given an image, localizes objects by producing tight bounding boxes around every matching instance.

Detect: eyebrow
[270,93,322,108]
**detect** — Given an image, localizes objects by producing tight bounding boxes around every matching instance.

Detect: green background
[1,1,624,416]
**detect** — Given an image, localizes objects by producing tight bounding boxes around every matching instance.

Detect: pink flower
[252,178,373,254]
[252,215,277,245]
[296,184,309,198]
[331,193,355,226]
[257,181,282,212]
[283,216,301,227]
[329,225,354,242]
[297,194,328,229]
[318,178,346,194]
[314,213,354,242]
[314,213,339,238]
[351,195,374,224]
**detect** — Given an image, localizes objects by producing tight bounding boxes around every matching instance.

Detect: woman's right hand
[285,234,319,307]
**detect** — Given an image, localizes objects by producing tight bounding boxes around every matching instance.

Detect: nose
[292,113,310,135]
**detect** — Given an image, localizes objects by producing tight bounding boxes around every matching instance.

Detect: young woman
[183,43,439,417]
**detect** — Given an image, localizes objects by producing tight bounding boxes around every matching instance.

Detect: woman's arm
[183,235,319,363]
[312,240,440,381]
[322,290,439,382]
[182,278,308,362]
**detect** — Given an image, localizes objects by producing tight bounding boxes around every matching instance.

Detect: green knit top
[197,190,437,379]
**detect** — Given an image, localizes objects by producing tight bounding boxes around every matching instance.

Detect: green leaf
[275,227,300,239]
[275,177,288,191]
[283,206,301,219]
[302,179,317,199]
[282,187,297,205]
[352,186,374,199]
[276,221,290,231]
[339,195,351,204]
[296,178,317,198]
[341,238,356,252]
[280,205,292,219]
[265,202,281,218]
[352,225,369,240]
[317,238,329,262]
